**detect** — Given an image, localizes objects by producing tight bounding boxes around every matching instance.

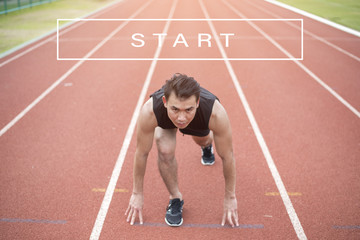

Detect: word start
[131,33,235,48]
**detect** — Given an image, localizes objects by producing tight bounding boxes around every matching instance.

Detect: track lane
[89,0,178,239]
[201,0,306,238]
[99,0,301,239]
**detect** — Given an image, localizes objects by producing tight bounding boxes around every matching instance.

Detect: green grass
[0,0,118,54]
[277,0,360,31]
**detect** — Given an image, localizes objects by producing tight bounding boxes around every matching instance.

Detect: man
[125,73,239,227]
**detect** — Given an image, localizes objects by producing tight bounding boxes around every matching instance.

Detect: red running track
[0,0,359,239]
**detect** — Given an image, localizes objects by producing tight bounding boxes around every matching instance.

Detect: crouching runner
[125,73,239,227]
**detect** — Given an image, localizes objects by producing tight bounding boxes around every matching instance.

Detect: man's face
[163,92,199,129]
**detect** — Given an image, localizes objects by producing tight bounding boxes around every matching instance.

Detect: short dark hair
[163,73,200,101]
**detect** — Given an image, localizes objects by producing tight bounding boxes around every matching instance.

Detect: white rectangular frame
[57,18,303,61]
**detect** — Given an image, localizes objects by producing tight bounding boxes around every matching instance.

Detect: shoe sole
[201,157,215,166]
[165,217,183,227]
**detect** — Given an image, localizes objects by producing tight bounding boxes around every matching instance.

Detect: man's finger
[130,209,137,225]
[233,210,239,226]
[125,205,130,216]
[221,211,226,226]
[126,208,133,222]
[227,210,234,227]
[139,209,144,225]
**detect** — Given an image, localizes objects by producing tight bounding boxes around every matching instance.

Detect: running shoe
[201,144,215,165]
[165,198,184,227]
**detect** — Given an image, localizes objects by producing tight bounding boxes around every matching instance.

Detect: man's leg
[192,131,215,165]
[155,127,184,227]
[155,127,182,200]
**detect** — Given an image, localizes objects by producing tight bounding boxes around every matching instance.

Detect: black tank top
[150,86,218,137]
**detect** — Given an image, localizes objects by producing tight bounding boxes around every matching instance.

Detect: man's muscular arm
[125,98,157,225]
[209,100,239,227]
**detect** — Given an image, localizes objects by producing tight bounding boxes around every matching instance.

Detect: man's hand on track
[221,195,239,227]
[125,192,144,225]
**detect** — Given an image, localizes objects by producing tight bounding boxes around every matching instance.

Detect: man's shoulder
[210,100,223,118]
[141,98,155,117]
[209,100,230,131]
[138,98,157,130]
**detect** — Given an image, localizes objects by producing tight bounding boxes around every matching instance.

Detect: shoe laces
[167,199,183,214]
[202,145,213,157]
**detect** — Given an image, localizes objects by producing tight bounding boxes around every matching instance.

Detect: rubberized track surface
[0,0,359,239]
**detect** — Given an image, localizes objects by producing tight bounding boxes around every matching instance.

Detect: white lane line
[0,0,124,67]
[88,0,178,239]
[265,0,360,38]
[198,0,308,239]
[222,0,360,118]
[0,0,153,137]
[245,0,360,62]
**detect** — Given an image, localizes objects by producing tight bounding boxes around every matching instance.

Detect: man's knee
[155,128,176,163]
[156,141,176,163]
